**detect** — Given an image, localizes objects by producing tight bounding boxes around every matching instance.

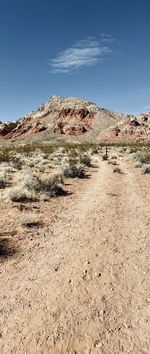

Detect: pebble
[54,266,59,272]
[94,340,103,348]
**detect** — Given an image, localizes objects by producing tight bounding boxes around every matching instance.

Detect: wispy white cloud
[100,33,115,44]
[48,35,114,74]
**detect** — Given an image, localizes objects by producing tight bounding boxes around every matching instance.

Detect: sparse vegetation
[113,167,123,174]
[5,187,37,202]
[0,144,91,202]
[136,151,150,165]
[102,154,108,160]
[0,150,10,163]
[36,174,64,196]
[142,165,150,174]
[20,213,42,227]
[63,164,85,179]
[134,162,142,168]
[79,153,91,166]
[108,160,118,166]
[1,143,148,203]
[0,171,7,189]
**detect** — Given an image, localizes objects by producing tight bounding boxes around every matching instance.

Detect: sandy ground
[0,154,150,354]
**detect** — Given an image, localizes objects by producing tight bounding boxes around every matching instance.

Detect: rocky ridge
[0,96,122,141]
[98,112,150,142]
[0,96,149,142]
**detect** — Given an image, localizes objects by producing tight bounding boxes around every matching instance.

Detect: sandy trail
[0,157,149,354]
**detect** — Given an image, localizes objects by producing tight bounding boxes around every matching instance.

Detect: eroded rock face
[0,96,121,140]
[2,95,148,142]
[54,108,95,135]
[98,113,150,142]
[0,121,18,136]
[6,121,47,139]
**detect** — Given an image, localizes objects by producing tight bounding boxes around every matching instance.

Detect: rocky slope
[98,112,150,142]
[0,96,149,143]
[0,96,122,142]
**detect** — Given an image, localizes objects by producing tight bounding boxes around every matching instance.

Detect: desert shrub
[63,156,86,178]
[10,155,23,170]
[28,161,35,168]
[127,148,137,154]
[0,150,10,163]
[0,171,7,189]
[20,213,42,227]
[38,166,45,173]
[111,155,117,160]
[102,154,108,161]
[5,187,37,202]
[134,162,142,168]
[79,153,91,167]
[67,157,78,166]
[142,165,150,174]
[63,164,85,178]
[113,167,123,174]
[91,146,99,154]
[40,159,50,165]
[136,151,150,165]
[35,174,64,196]
[68,148,78,158]
[108,160,117,165]
[14,170,39,191]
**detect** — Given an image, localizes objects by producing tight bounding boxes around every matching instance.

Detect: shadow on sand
[0,232,17,261]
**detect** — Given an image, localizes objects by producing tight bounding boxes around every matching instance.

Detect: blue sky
[0,0,150,121]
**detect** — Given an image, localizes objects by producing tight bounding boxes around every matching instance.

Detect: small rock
[94,340,103,348]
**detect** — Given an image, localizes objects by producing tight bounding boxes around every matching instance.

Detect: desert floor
[0,154,149,354]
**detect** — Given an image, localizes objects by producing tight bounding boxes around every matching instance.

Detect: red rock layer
[54,108,95,135]
[98,114,150,142]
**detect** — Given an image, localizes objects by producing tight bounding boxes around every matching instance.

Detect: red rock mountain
[0,96,122,142]
[0,96,149,143]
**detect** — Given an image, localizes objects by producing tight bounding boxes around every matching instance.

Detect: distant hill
[98,112,150,143]
[0,96,149,144]
[0,96,122,143]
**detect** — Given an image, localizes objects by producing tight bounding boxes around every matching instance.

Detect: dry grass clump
[36,173,64,197]
[63,158,85,179]
[134,162,142,168]
[68,148,78,158]
[136,151,150,165]
[14,170,39,190]
[3,170,38,202]
[91,146,99,154]
[4,170,65,201]
[5,187,37,202]
[20,213,42,227]
[0,171,7,189]
[79,153,91,167]
[142,165,150,174]
[102,154,108,161]
[110,155,117,160]
[10,155,23,170]
[113,167,123,174]
[135,151,150,172]
[0,150,10,163]
[108,160,118,166]
[63,165,85,178]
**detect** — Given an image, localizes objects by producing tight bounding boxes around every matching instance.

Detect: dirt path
[0,157,150,354]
